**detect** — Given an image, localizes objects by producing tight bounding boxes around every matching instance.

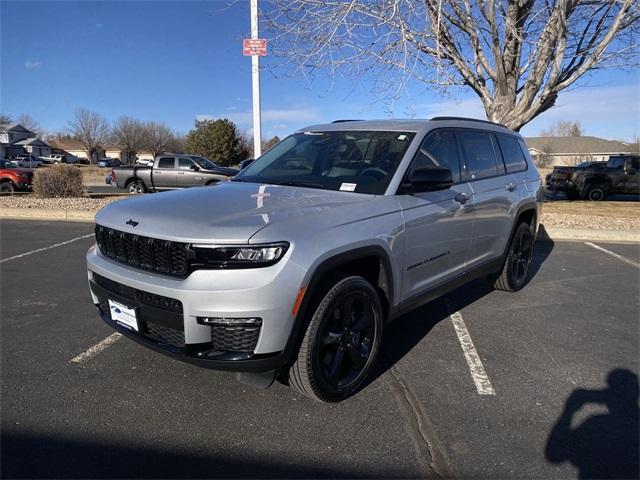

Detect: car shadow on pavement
[0,430,410,479]
[369,230,554,387]
[545,369,639,479]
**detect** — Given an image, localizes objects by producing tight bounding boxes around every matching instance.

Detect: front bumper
[86,245,306,370]
[545,179,575,191]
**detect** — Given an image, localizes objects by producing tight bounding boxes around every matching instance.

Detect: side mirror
[403,167,454,193]
[191,164,200,171]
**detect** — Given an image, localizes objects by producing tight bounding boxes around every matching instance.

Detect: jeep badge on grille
[126,219,139,227]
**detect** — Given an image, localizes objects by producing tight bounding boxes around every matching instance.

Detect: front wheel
[127,180,146,194]
[0,182,15,194]
[289,275,383,402]
[492,222,534,292]
[583,184,607,201]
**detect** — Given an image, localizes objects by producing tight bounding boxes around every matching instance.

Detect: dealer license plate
[108,299,139,332]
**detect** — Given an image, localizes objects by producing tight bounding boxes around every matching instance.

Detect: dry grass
[77,165,111,184]
[33,165,84,198]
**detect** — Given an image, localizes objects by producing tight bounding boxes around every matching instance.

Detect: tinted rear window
[497,135,528,173]
[157,157,175,169]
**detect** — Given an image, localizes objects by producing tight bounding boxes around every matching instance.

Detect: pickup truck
[0,159,33,193]
[112,155,239,193]
[568,154,639,200]
[40,154,78,164]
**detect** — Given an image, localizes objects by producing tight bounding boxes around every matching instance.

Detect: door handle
[178,172,185,175]
[506,182,517,191]
[454,193,469,204]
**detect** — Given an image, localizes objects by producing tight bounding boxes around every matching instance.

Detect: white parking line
[69,333,122,364]
[448,309,496,396]
[584,242,640,268]
[0,233,94,264]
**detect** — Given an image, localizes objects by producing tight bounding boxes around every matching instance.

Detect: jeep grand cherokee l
[87,118,542,402]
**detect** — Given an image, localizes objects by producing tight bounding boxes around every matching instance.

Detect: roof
[524,136,636,155]
[299,117,513,135]
[2,123,34,134]
[48,138,86,150]
[14,137,50,147]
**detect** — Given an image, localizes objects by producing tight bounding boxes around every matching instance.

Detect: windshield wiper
[273,180,326,190]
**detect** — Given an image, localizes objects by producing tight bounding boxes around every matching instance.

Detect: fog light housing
[197,317,262,326]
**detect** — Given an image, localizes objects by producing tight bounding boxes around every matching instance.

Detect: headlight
[191,242,289,269]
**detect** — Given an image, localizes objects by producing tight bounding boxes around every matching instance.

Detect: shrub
[33,164,84,198]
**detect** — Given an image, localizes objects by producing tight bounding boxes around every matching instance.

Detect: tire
[0,182,15,194]
[492,222,535,292]
[127,180,146,194]
[582,184,607,201]
[289,275,383,402]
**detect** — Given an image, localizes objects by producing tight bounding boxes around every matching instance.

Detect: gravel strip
[0,196,123,212]
[1,196,638,231]
[540,212,640,231]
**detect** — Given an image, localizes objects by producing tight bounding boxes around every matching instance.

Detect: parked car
[135,158,153,166]
[568,155,639,200]
[12,155,43,168]
[98,158,121,168]
[78,158,90,165]
[40,153,78,164]
[0,159,34,193]
[111,155,238,193]
[87,117,542,402]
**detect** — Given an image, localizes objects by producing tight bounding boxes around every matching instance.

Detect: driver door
[176,157,200,187]
[398,129,474,301]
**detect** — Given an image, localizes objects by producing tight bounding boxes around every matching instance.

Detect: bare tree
[112,117,146,164]
[142,121,176,157]
[539,120,583,137]
[0,114,11,130]
[68,108,110,163]
[15,114,43,136]
[265,0,639,130]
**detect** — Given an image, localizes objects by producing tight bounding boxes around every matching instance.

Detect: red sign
[243,38,267,57]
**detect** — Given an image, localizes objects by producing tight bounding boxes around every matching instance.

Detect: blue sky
[1,1,638,141]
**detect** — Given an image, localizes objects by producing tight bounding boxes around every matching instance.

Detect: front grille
[145,322,185,348]
[211,324,261,352]
[95,225,189,276]
[93,273,183,313]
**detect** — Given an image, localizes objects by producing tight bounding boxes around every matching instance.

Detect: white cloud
[24,61,42,69]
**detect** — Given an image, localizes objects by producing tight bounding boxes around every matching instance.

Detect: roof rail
[331,119,364,123]
[430,116,508,128]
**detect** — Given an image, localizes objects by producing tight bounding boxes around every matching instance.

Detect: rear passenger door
[458,130,517,267]
[153,156,177,189]
[398,129,474,300]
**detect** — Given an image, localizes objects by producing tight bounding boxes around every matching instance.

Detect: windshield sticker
[340,183,357,192]
[398,134,408,141]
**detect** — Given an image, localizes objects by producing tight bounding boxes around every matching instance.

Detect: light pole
[250,0,262,158]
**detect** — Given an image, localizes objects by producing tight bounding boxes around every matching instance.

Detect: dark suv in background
[569,155,639,200]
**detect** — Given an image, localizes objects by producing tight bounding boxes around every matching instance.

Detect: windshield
[0,160,16,168]
[234,130,416,194]
[190,156,218,169]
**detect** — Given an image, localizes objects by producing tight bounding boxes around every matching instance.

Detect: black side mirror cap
[191,164,200,171]
[402,167,454,193]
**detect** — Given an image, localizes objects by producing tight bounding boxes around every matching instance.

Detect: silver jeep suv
[87,117,542,402]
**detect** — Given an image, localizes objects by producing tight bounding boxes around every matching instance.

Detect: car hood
[6,167,33,174]
[94,181,374,243]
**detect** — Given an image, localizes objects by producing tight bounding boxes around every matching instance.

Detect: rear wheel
[583,184,607,201]
[0,182,15,194]
[492,222,534,292]
[127,180,146,194]
[289,275,383,402]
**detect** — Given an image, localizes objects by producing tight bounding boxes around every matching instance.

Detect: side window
[630,157,639,171]
[497,135,528,173]
[458,131,500,180]
[409,130,461,183]
[178,157,192,170]
[157,157,175,169]
[607,157,625,169]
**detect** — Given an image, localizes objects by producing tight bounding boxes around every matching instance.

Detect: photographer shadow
[545,369,639,479]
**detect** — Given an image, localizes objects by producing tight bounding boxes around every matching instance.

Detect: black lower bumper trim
[90,279,288,373]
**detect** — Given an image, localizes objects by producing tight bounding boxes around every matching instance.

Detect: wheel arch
[281,245,395,366]
[502,202,538,259]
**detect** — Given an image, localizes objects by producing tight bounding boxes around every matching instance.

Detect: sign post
[246,0,263,158]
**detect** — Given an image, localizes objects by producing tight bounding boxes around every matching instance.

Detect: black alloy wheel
[492,222,535,292]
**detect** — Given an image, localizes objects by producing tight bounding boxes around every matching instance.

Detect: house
[0,123,51,159]
[48,138,154,164]
[524,136,637,166]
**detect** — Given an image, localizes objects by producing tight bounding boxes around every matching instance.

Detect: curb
[1,209,639,243]
[0,208,94,222]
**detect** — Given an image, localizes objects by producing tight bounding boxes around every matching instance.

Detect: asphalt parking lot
[1,219,638,479]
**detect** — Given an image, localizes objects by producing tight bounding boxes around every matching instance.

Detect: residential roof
[2,123,34,134]
[524,136,636,155]
[47,138,86,150]
[14,137,50,147]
